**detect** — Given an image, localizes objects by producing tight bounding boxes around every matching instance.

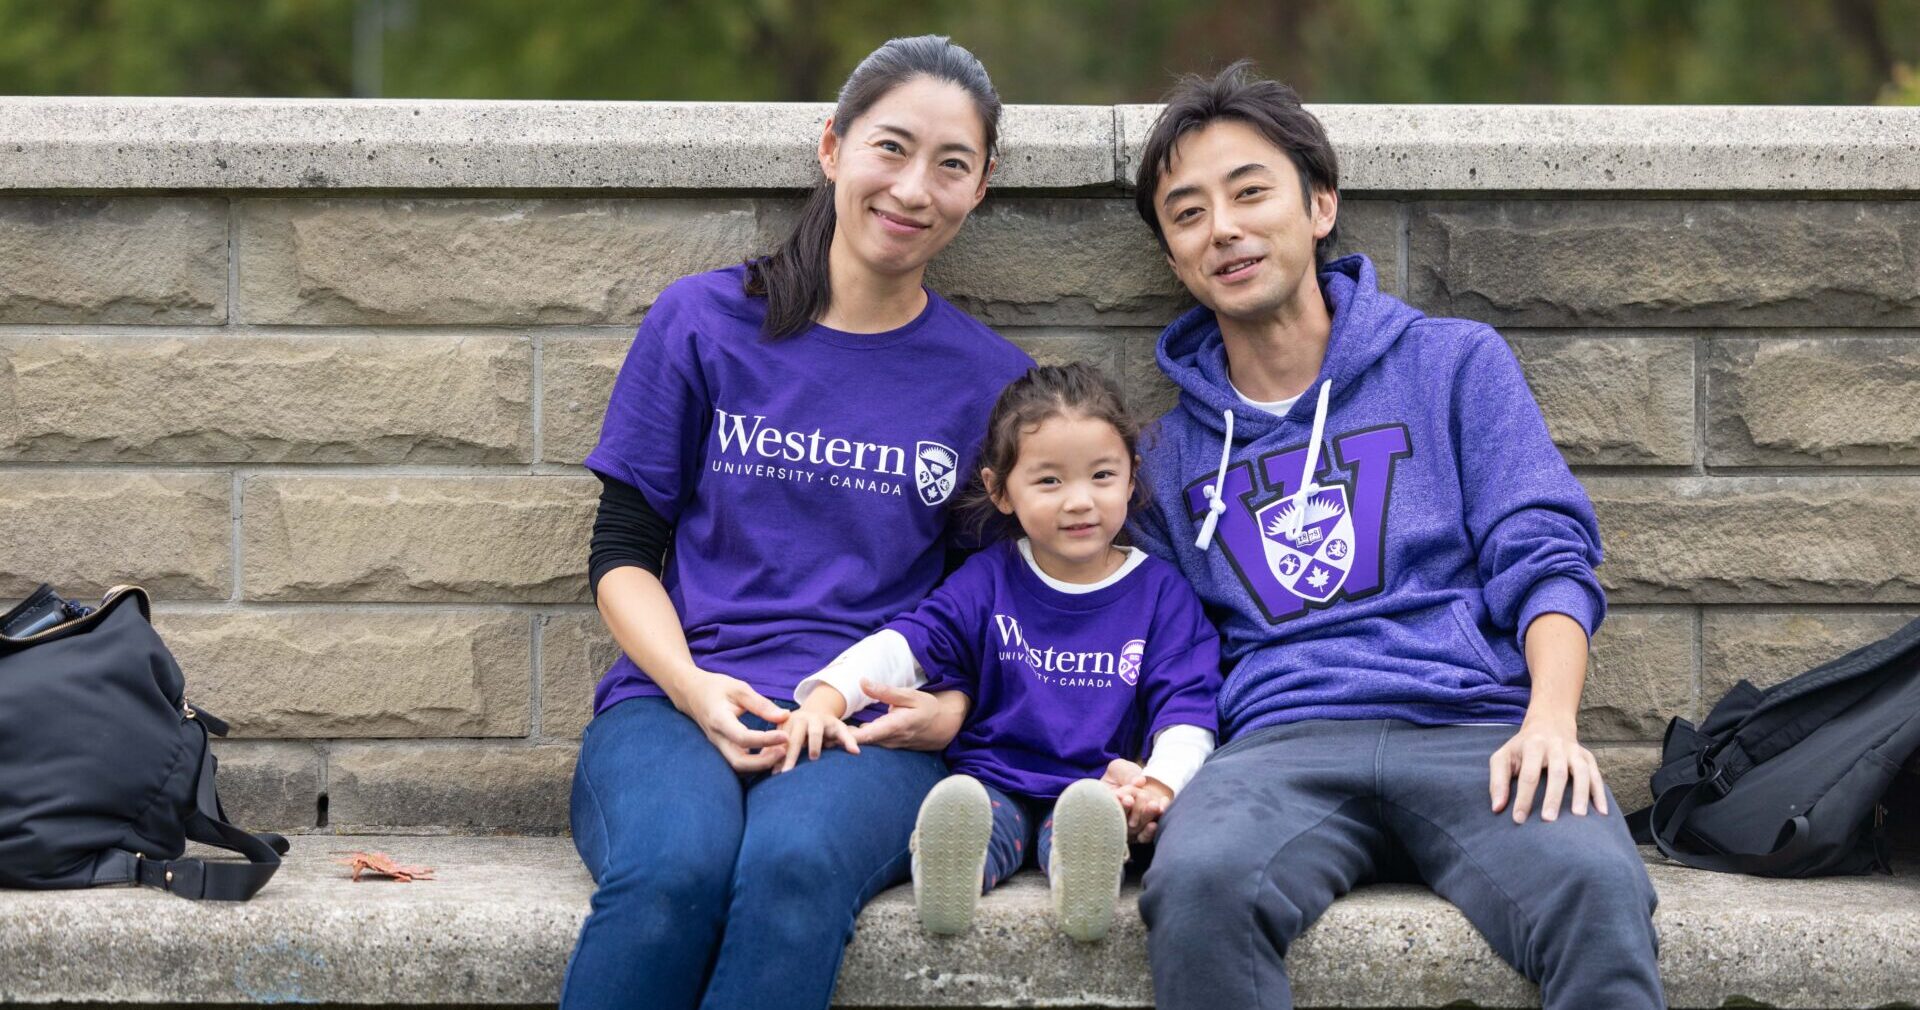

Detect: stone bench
[2,835,1915,1008]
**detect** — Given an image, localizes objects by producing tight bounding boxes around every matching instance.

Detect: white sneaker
[1047,778,1128,942]
[911,775,992,935]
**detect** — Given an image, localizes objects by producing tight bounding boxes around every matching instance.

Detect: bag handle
[1639,765,1816,876]
[89,720,288,901]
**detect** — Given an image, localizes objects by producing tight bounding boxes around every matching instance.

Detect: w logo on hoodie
[1186,424,1412,624]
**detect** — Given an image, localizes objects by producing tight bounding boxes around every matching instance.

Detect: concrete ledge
[1121,103,1920,193]
[3,835,1917,1007]
[5,99,1920,193]
[0,99,1113,191]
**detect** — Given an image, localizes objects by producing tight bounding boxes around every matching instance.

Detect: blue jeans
[561,696,947,1010]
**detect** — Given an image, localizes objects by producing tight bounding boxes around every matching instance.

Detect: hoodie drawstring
[1194,379,1334,552]
[1290,380,1333,539]
[1193,409,1234,551]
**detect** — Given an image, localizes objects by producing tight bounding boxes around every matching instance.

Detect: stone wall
[3,99,1919,834]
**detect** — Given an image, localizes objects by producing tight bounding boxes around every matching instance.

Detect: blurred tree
[0,0,1915,104]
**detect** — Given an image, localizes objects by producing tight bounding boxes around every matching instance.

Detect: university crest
[915,441,958,506]
[1256,486,1356,604]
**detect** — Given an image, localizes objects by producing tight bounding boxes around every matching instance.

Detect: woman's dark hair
[744,35,1001,339]
[1133,59,1340,264]
[962,363,1150,544]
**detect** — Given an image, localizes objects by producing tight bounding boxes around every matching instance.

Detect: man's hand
[1100,758,1174,842]
[776,687,861,773]
[1490,715,1606,823]
[850,682,970,750]
[666,671,789,773]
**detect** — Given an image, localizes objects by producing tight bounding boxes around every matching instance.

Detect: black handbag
[0,584,288,900]
[1629,616,1920,877]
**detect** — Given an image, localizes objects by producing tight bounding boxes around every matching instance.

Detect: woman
[561,36,1033,1010]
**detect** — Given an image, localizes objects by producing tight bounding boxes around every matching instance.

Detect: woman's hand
[776,688,861,773]
[851,682,970,751]
[667,671,790,773]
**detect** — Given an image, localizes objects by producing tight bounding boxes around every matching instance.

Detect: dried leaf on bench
[334,850,437,882]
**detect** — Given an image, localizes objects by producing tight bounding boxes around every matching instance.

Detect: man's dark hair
[1133,60,1340,263]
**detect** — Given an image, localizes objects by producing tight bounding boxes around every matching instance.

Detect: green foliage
[0,0,1916,103]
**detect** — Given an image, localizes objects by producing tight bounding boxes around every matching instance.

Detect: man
[1127,63,1663,1008]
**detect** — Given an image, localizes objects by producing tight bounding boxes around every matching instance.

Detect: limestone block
[539,337,629,466]
[236,198,759,324]
[925,199,1187,326]
[0,333,531,463]
[1409,201,1920,327]
[1329,199,1403,295]
[1510,335,1696,466]
[539,613,619,740]
[1593,744,1661,812]
[0,472,229,599]
[205,740,324,832]
[157,609,531,738]
[0,197,226,324]
[242,476,596,602]
[1701,610,1917,703]
[325,742,576,832]
[1121,329,1180,421]
[1582,610,1696,741]
[1588,476,1920,603]
[1710,336,1920,465]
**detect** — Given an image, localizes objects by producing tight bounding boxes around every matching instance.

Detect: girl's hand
[1100,759,1174,842]
[777,691,861,773]
[666,671,789,773]
[851,682,970,751]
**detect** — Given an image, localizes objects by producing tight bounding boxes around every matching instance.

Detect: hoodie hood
[1157,254,1422,442]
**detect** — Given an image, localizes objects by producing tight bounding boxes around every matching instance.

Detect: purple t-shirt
[888,541,1223,800]
[584,265,1033,715]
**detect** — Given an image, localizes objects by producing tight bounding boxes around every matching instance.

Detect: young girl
[781,363,1222,942]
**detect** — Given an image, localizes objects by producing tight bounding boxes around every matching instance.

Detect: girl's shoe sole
[1049,779,1128,942]
[915,775,992,935]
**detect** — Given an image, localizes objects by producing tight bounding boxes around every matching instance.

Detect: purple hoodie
[1130,254,1604,740]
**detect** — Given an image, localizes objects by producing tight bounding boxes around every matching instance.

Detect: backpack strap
[1640,762,1816,876]
[88,718,288,900]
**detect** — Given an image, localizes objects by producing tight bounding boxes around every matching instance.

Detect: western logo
[993,614,1140,688]
[1117,639,1146,687]
[915,441,959,506]
[1186,424,1413,624]
[710,407,954,505]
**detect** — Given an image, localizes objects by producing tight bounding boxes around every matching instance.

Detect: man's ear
[1310,186,1339,241]
[817,117,840,182]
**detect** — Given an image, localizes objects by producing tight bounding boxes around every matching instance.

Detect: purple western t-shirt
[584,265,1033,715]
[888,540,1222,800]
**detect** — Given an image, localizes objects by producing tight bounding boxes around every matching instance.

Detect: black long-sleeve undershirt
[587,473,670,599]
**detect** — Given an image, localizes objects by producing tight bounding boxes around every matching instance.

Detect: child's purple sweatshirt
[887,540,1221,800]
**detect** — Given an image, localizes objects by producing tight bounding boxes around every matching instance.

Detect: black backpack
[1629,615,1920,877]
[0,585,288,899]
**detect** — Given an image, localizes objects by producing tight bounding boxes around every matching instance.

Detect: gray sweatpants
[1141,720,1663,1009]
